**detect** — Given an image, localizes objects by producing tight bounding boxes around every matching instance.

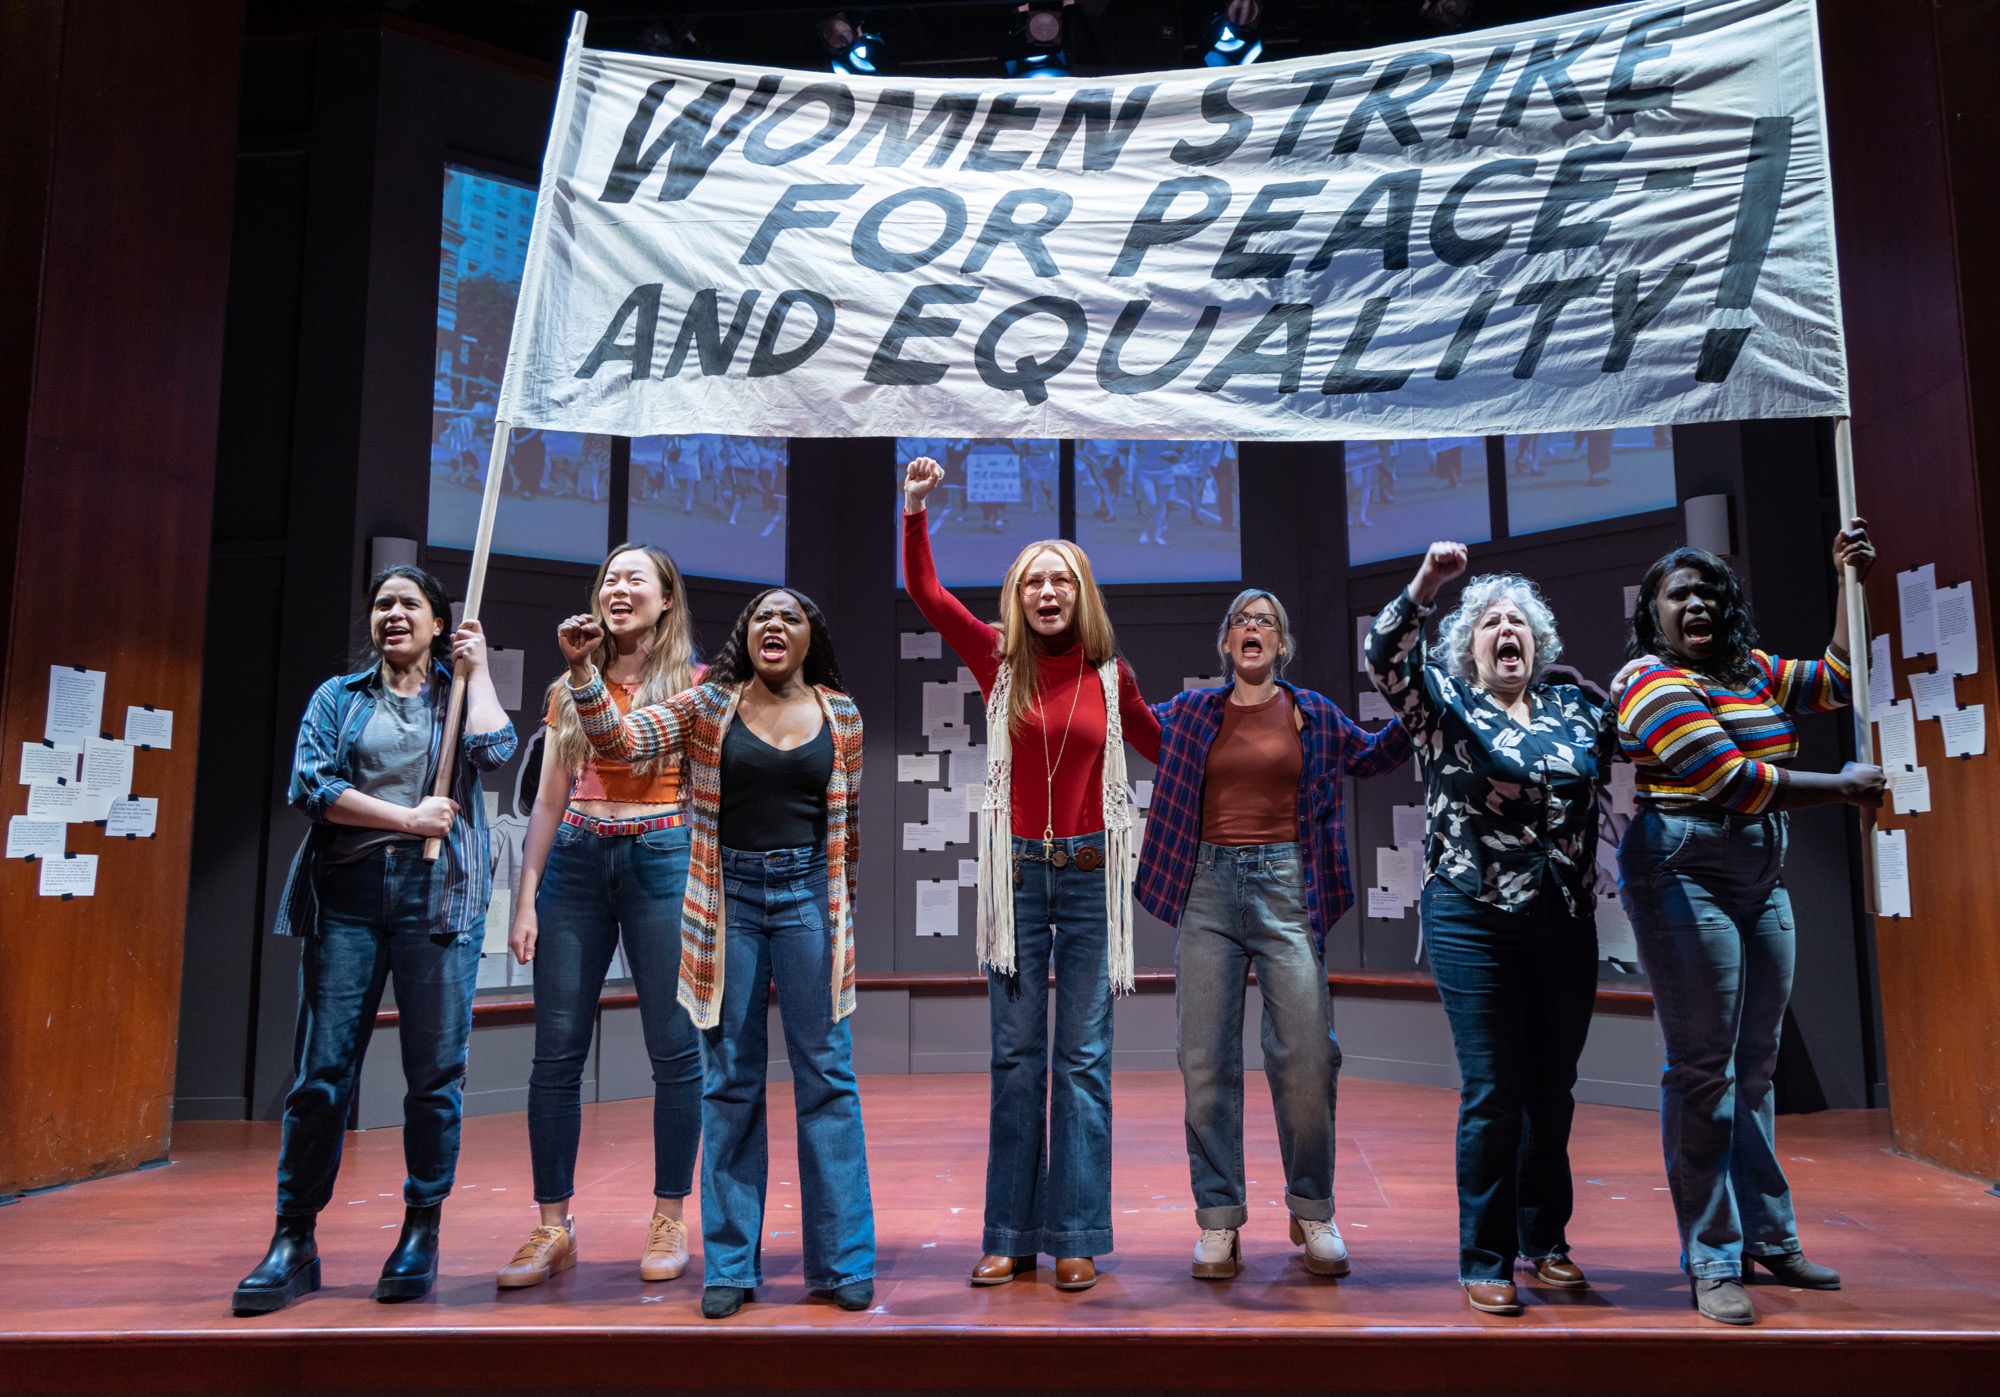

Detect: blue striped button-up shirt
[273,663,517,943]
[1136,681,1410,950]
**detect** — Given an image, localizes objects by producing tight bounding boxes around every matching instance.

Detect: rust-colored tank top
[1199,690,1302,846]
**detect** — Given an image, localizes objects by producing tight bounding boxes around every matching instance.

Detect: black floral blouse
[1365,589,1616,915]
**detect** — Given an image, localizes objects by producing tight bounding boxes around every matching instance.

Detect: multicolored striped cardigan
[1617,647,1850,814]
[568,671,864,1031]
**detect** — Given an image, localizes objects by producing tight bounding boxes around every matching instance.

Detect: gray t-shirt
[326,688,434,865]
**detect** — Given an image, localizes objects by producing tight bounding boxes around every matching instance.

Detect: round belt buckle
[1050,848,1069,869]
[1074,846,1102,872]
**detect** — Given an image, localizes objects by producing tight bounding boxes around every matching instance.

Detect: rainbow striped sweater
[1616,647,1850,814]
[568,672,864,1032]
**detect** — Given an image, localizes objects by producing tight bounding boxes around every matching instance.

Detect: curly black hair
[1628,547,1761,683]
[709,587,847,692]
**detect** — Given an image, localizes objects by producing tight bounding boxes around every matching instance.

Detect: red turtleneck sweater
[903,512,1161,838]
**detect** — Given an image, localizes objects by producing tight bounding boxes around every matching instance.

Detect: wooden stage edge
[3,1076,1998,1395]
[6,1328,2000,1395]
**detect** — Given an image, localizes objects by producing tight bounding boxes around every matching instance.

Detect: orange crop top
[546,681,684,806]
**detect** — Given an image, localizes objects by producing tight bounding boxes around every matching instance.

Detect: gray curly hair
[1433,573,1563,685]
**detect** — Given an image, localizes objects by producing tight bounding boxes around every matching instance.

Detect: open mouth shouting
[604,598,635,627]
[1680,611,1716,648]
[758,629,790,663]
[1493,633,1526,676]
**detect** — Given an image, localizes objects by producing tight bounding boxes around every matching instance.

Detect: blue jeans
[984,832,1114,1258]
[1177,843,1339,1229]
[526,819,700,1204]
[1422,873,1598,1282]
[702,844,875,1290]
[1618,807,1800,1279]
[276,845,480,1215]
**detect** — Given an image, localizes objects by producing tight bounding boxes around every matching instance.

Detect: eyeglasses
[1228,612,1280,632]
[1021,572,1076,593]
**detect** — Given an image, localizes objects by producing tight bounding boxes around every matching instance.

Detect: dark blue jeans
[984,832,1114,1259]
[276,845,480,1215]
[1422,874,1599,1282]
[1618,808,1800,1279]
[526,819,700,1204]
[702,844,875,1290]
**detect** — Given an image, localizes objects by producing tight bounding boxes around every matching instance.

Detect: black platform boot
[232,1214,321,1315]
[373,1203,442,1302]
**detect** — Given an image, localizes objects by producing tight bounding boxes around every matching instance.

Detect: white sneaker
[1191,1227,1240,1280]
[1290,1215,1350,1277]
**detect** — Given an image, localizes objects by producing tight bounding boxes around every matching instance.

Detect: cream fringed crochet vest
[976,657,1138,995]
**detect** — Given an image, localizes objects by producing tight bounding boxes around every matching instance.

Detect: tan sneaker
[496,1221,576,1288]
[641,1215,690,1282]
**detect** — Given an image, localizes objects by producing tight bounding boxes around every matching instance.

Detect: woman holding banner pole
[233,565,515,1314]
[1615,524,1883,1325]
[902,455,1162,1293]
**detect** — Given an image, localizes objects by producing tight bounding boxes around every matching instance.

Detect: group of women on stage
[233,455,1884,1329]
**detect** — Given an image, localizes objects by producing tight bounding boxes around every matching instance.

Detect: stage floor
[3,1075,1998,1393]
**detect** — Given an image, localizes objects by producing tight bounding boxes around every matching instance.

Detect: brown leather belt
[1013,844,1103,884]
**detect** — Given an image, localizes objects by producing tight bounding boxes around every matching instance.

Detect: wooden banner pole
[1834,416,1877,912]
[424,418,512,862]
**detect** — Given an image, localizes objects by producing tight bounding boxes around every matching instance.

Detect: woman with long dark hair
[233,565,515,1313]
[1617,523,1884,1325]
[901,456,1163,1294]
[1139,589,1409,1281]
[496,543,703,1290]
[561,586,873,1320]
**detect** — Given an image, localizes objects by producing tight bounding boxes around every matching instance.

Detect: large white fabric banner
[499,0,1847,441]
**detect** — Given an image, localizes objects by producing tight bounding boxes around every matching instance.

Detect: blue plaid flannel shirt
[272,662,517,944]
[1135,681,1410,949]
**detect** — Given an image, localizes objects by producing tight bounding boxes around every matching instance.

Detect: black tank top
[719,719,833,851]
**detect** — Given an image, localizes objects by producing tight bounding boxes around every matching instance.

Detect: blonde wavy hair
[996,538,1116,730]
[544,542,696,778]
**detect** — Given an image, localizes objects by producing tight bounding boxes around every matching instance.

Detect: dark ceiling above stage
[245,0,1612,75]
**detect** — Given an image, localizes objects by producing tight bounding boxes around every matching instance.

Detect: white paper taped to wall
[1886,765,1930,815]
[900,631,943,660]
[897,753,939,782]
[1623,584,1642,619]
[1875,701,1918,770]
[1868,634,1894,711]
[1897,565,1938,658]
[7,817,65,860]
[1908,668,1956,723]
[26,783,83,820]
[1391,804,1425,849]
[1365,888,1404,920]
[950,746,987,787]
[1940,705,1986,758]
[123,706,174,750]
[928,786,968,843]
[39,852,98,897]
[958,858,979,887]
[1357,690,1395,723]
[104,797,158,839]
[1934,583,1980,678]
[487,648,525,712]
[1873,828,1911,919]
[18,743,78,787]
[1608,764,1637,815]
[915,880,960,937]
[45,667,105,747]
[1355,616,1375,674]
[1376,847,1414,905]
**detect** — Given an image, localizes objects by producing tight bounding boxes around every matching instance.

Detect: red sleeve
[903,511,1001,697]
[1117,658,1162,765]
